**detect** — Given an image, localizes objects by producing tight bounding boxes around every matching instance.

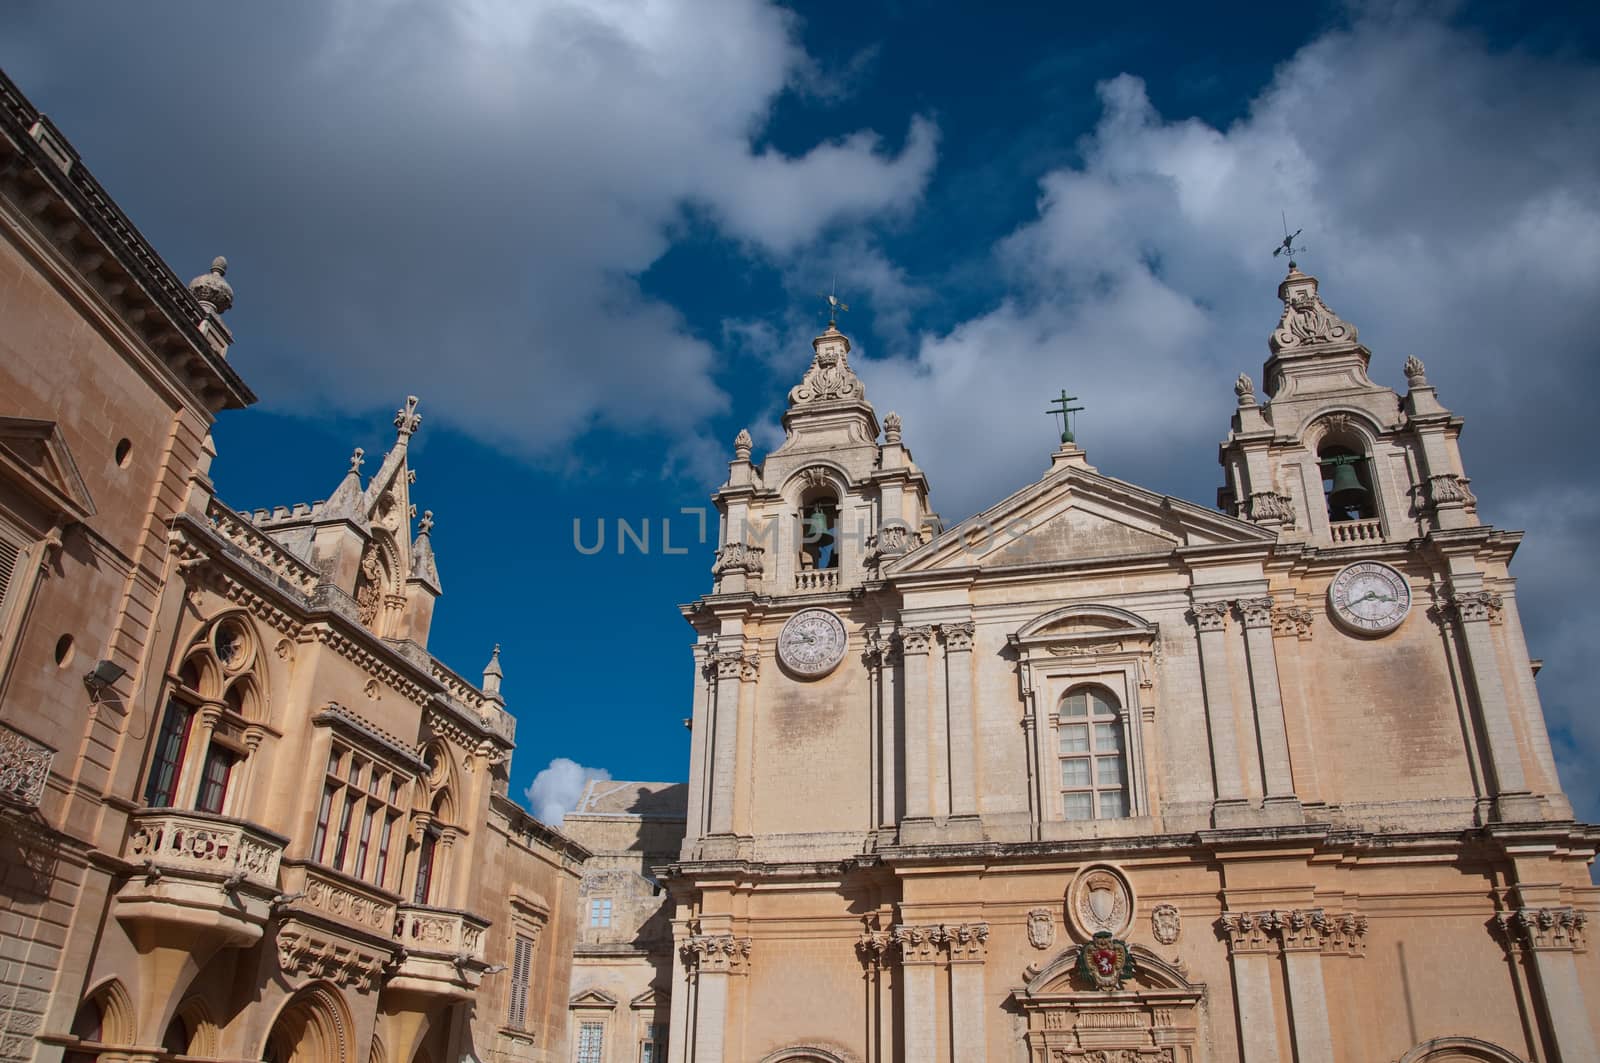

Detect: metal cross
[1045,388,1084,444]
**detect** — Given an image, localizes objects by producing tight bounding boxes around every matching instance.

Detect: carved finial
[733,428,752,461]
[188,255,234,316]
[348,447,365,474]
[394,395,422,439]
[1404,355,1427,387]
[417,510,434,536]
[482,643,503,699]
[884,411,902,444]
[1234,372,1256,406]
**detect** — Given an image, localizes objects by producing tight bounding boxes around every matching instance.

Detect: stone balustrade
[395,903,489,963]
[123,809,284,890]
[795,569,840,592]
[1328,517,1383,544]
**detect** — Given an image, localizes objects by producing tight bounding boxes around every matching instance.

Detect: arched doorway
[261,984,352,1063]
[1397,1038,1526,1063]
[1013,944,1204,1061]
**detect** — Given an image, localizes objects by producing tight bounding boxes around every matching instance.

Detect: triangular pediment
[0,417,95,522]
[630,987,668,1009]
[890,465,1271,575]
[569,986,619,1009]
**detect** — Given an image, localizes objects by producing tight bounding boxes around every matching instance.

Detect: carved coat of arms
[1026,907,1055,950]
[1151,903,1181,945]
[1076,931,1136,991]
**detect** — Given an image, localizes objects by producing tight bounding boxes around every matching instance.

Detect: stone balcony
[115,809,286,943]
[795,569,840,592]
[276,860,398,939]
[387,903,492,1001]
[1328,517,1384,545]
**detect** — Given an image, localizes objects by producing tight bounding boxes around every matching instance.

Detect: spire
[188,256,233,316]
[319,447,366,519]
[410,509,440,590]
[482,643,504,701]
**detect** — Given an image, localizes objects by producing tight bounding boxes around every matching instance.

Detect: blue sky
[5,1,1599,825]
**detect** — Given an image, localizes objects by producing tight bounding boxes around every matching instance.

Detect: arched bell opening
[797,485,840,573]
[1318,442,1378,523]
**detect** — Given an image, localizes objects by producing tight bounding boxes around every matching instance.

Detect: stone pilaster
[1217,912,1283,1063]
[684,647,714,842]
[1499,907,1597,1062]
[946,922,989,1062]
[892,924,944,1063]
[1234,597,1299,816]
[707,650,745,836]
[941,622,977,817]
[899,627,934,820]
[1445,589,1536,819]
[1276,909,1335,1063]
[678,933,753,1063]
[1191,601,1247,818]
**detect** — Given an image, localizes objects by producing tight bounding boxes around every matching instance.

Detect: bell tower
[710,322,934,598]
[1219,263,1479,544]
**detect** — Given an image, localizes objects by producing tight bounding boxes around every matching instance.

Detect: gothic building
[664,272,1599,1060]
[0,70,586,1063]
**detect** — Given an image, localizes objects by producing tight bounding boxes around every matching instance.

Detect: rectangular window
[508,933,533,1029]
[1063,792,1093,820]
[414,831,437,905]
[1058,724,1089,753]
[1060,758,1090,787]
[311,784,336,861]
[353,803,377,878]
[195,743,236,814]
[332,791,357,869]
[1058,686,1131,822]
[144,700,194,807]
[589,898,612,928]
[374,812,398,887]
[576,1022,604,1063]
[642,1023,667,1063]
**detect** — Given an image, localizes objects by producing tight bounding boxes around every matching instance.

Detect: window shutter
[0,535,20,615]
[508,934,532,1029]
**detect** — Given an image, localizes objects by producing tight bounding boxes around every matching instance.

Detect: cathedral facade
[663,271,1599,1061]
[0,71,586,1063]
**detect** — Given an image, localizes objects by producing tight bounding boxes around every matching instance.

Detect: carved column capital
[1446,590,1504,625]
[945,921,989,962]
[1500,907,1587,952]
[1275,908,1328,952]
[713,651,745,681]
[899,626,934,655]
[1191,601,1230,633]
[1272,606,1315,640]
[680,933,753,975]
[941,622,976,652]
[855,928,894,969]
[891,923,947,964]
[1234,596,1277,629]
[1217,911,1279,955]
[712,540,765,577]
[739,653,760,683]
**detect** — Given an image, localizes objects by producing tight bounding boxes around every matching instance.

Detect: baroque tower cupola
[709,317,934,598]
[1219,262,1478,544]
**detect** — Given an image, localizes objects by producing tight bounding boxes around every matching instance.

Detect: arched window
[1058,686,1128,821]
[144,614,263,812]
[798,489,839,571]
[1318,443,1377,523]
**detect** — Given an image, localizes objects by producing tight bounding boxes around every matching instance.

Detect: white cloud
[526,756,612,825]
[0,0,938,461]
[860,11,1600,814]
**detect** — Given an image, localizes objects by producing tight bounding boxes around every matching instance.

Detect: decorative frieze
[680,934,753,975]
[1499,907,1588,952]
[0,723,53,809]
[1051,1049,1174,1063]
[276,928,388,992]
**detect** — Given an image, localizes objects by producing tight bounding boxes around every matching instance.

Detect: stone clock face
[777,608,848,678]
[1328,561,1411,635]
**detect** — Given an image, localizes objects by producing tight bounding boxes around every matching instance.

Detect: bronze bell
[1326,457,1370,510]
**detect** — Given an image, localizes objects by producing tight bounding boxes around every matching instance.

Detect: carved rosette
[1272,606,1315,641]
[899,626,934,656]
[1247,490,1296,527]
[680,934,753,975]
[1446,590,1504,625]
[941,621,976,653]
[1190,601,1230,633]
[1427,473,1477,510]
[1233,596,1276,630]
[1499,907,1588,952]
[712,541,765,577]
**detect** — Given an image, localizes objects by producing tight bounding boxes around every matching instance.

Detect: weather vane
[819,274,850,327]
[1273,211,1306,268]
[1046,388,1085,444]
